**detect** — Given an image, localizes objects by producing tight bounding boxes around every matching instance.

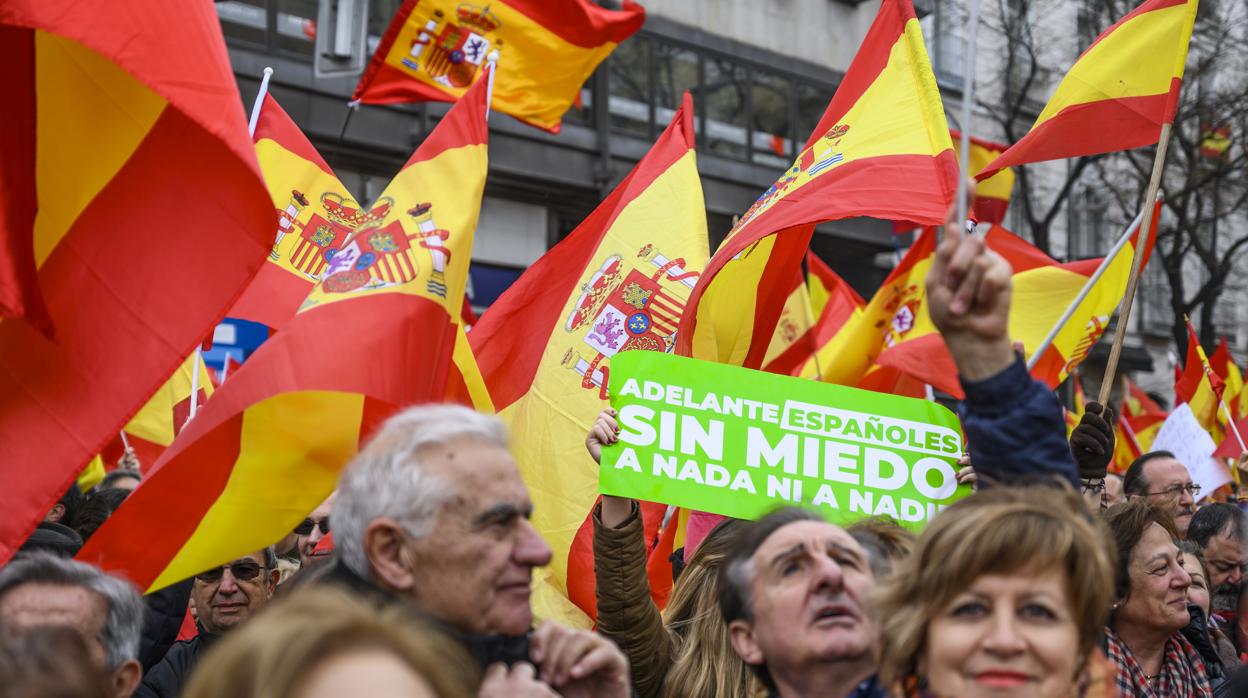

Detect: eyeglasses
[195,561,263,584]
[1080,479,1106,495]
[1143,483,1202,499]
[293,517,330,536]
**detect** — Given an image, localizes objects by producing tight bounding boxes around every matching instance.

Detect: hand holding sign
[927,215,1015,382]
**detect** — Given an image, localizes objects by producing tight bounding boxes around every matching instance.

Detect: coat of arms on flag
[399,4,501,88]
[561,245,699,398]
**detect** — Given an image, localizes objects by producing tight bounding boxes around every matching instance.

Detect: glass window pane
[704,58,747,159]
[654,43,698,131]
[608,37,650,136]
[216,0,269,47]
[796,83,833,147]
[367,0,403,55]
[751,71,792,169]
[276,0,317,56]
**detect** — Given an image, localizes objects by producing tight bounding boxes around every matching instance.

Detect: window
[653,42,699,127]
[796,83,834,147]
[919,0,963,84]
[608,36,651,137]
[1139,258,1172,336]
[1214,297,1242,348]
[217,0,269,47]
[1068,189,1110,259]
[703,58,748,159]
[275,0,317,56]
[751,71,794,168]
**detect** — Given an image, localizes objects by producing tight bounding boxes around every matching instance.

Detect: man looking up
[1123,451,1199,537]
[0,553,144,697]
[136,548,279,697]
[329,404,630,697]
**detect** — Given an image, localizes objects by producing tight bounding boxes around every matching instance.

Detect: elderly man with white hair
[326,404,630,697]
[0,552,146,697]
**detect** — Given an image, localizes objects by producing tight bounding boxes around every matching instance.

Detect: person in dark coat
[135,548,279,698]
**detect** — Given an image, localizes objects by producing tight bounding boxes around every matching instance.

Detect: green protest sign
[600,351,969,528]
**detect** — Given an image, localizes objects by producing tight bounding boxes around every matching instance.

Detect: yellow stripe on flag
[33,32,167,265]
[153,391,363,590]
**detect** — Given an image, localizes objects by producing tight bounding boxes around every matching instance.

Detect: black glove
[1070,402,1114,480]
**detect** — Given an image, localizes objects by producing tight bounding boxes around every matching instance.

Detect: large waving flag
[229,95,353,330]
[78,72,492,592]
[977,0,1199,180]
[468,96,708,626]
[677,0,957,367]
[353,0,643,133]
[0,0,274,566]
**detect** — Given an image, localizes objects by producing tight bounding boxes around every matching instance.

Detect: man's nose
[1180,488,1194,507]
[514,518,552,567]
[1173,563,1192,590]
[307,525,324,547]
[217,569,241,594]
[812,553,846,592]
[1228,567,1244,586]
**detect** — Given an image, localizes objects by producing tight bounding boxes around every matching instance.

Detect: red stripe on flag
[0,107,273,566]
[253,94,336,177]
[977,92,1171,180]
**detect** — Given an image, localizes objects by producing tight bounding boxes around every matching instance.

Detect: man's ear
[363,518,417,594]
[728,618,765,666]
[265,568,281,596]
[46,503,66,523]
[112,658,142,698]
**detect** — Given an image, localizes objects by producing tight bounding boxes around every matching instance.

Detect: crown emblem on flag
[321,193,390,228]
[456,3,501,32]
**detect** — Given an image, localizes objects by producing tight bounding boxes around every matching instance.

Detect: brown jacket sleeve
[593,500,674,698]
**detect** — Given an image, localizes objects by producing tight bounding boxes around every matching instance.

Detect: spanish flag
[1210,336,1243,420]
[677,0,957,366]
[229,94,353,330]
[468,95,708,626]
[0,0,274,565]
[354,0,643,133]
[824,223,1150,398]
[977,0,1198,180]
[116,352,216,470]
[764,253,866,378]
[1122,374,1167,452]
[78,71,493,592]
[1175,318,1225,442]
[952,130,1014,224]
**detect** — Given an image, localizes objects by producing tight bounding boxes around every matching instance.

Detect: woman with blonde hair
[587,408,760,698]
[181,587,478,698]
[875,485,1117,697]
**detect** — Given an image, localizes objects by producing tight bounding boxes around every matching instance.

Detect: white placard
[1150,403,1231,498]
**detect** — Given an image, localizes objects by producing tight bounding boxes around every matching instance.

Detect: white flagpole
[1025,204,1149,373]
[955,0,982,228]
[189,347,203,420]
[248,67,275,138]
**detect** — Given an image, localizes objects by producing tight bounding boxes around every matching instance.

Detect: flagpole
[119,430,131,451]
[248,67,274,138]
[1097,123,1172,406]
[955,0,981,227]
[1025,204,1148,373]
[189,346,202,421]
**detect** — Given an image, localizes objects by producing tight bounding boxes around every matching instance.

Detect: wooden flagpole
[1097,123,1172,406]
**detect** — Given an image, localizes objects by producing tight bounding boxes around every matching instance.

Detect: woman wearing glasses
[1103,500,1213,697]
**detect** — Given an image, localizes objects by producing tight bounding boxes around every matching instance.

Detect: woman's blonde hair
[182,587,477,698]
[662,517,760,698]
[875,485,1116,690]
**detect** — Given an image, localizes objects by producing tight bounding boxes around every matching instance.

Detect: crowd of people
[4,218,1248,698]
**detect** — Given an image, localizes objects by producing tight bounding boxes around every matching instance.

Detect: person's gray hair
[334,404,508,577]
[0,552,143,669]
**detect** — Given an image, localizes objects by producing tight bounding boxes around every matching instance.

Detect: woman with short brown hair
[876,485,1116,696]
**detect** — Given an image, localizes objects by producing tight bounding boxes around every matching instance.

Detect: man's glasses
[1080,479,1106,495]
[195,561,263,584]
[294,517,330,536]
[1144,483,1202,499]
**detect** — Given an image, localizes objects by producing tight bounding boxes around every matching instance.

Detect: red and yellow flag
[952,130,1014,224]
[229,95,353,330]
[977,0,1198,180]
[817,223,1148,398]
[677,0,957,367]
[353,0,643,133]
[1210,336,1243,421]
[764,253,866,377]
[1175,319,1225,442]
[1121,375,1167,454]
[78,72,493,592]
[468,96,708,627]
[0,0,274,566]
